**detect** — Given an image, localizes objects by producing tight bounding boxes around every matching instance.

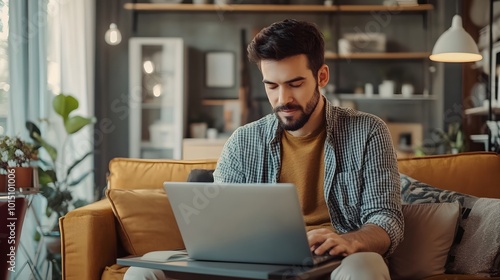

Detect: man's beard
[273,87,320,131]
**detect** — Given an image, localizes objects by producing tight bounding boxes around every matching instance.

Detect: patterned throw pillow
[399,173,500,276]
[400,173,478,207]
[446,198,500,276]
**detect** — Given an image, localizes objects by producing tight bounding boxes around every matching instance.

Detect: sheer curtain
[48,0,95,203]
[7,1,49,279]
[8,0,95,211]
[8,0,47,136]
[6,1,95,278]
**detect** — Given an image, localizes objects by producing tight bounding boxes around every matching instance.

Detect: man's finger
[313,238,340,255]
[307,234,327,247]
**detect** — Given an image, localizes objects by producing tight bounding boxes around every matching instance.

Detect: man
[214,19,403,279]
[125,19,403,280]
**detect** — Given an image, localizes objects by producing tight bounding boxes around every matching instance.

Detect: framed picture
[205,51,235,88]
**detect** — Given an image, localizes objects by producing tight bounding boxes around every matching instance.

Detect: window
[0,0,8,135]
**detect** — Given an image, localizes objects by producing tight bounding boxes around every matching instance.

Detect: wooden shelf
[338,4,433,12]
[202,99,239,106]
[124,3,433,13]
[470,134,488,142]
[325,52,430,60]
[141,141,175,149]
[337,94,435,101]
[464,106,500,116]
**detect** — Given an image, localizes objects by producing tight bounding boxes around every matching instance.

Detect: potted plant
[26,93,96,228]
[0,135,38,190]
[415,122,465,156]
[431,122,464,154]
[25,93,95,280]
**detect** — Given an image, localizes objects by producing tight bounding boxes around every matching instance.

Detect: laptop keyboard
[312,254,334,265]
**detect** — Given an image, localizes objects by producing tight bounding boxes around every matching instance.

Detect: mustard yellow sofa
[60,152,500,280]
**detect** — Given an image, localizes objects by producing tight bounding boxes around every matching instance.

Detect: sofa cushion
[446,198,500,276]
[108,158,218,190]
[101,264,129,280]
[106,189,184,256]
[388,202,460,280]
[397,152,500,198]
[400,173,500,277]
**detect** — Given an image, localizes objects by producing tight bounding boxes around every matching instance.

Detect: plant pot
[7,167,33,189]
[0,174,6,192]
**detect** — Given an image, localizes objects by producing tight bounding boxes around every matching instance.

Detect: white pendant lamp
[105,0,122,46]
[429,15,482,63]
[105,23,122,45]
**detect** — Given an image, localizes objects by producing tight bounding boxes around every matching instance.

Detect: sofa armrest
[60,199,118,280]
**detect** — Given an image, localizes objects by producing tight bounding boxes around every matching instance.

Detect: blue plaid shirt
[213,98,404,255]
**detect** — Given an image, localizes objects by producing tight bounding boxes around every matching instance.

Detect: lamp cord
[113,0,119,26]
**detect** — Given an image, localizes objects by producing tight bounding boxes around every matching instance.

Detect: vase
[6,167,33,189]
[0,174,6,192]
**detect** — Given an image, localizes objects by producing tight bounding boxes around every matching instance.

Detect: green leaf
[45,206,53,218]
[53,94,79,121]
[25,121,42,142]
[47,190,65,209]
[32,132,58,162]
[61,190,73,201]
[68,170,93,187]
[64,116,95,134]
[38,168,57,185]
[66,151,92,178]
[40,185,56,200]
[34,230,41,242]
[36,157,52,169]
[73,199,88,209]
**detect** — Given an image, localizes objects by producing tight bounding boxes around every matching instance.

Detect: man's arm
[358,120,404,255]
[321,115,403,257]
[213,130,245,183]
[307,224,390,257]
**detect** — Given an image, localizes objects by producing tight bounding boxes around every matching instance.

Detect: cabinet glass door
[129,38,186,159]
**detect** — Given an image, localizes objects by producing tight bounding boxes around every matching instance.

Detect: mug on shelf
[378,80,395,97]
[401,83,414,97]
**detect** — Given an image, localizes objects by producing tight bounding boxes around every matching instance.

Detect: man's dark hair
[247,19,325,77]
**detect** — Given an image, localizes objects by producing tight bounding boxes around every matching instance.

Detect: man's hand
[308,224,391,257]
[307,228,361,257]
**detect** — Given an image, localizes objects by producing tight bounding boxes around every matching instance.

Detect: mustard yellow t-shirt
[279,121,334,232]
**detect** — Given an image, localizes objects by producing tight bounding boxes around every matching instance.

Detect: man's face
[261,54,321,131]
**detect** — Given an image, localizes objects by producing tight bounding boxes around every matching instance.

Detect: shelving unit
[325,52,430,60]
[337,94,436,101]
[128,37,187,159]
[465,106,500,116]
[124,3,433,13]
[465,36,500,151]
[124,1,439,158]
[202,99,238,106]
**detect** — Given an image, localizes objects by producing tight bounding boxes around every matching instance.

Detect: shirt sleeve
[213,130,245,184]
[361,120,404,256]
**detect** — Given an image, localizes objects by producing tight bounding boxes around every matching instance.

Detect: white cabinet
[129,38,187,159]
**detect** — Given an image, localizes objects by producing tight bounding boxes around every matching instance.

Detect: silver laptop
[163,182,338,266]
